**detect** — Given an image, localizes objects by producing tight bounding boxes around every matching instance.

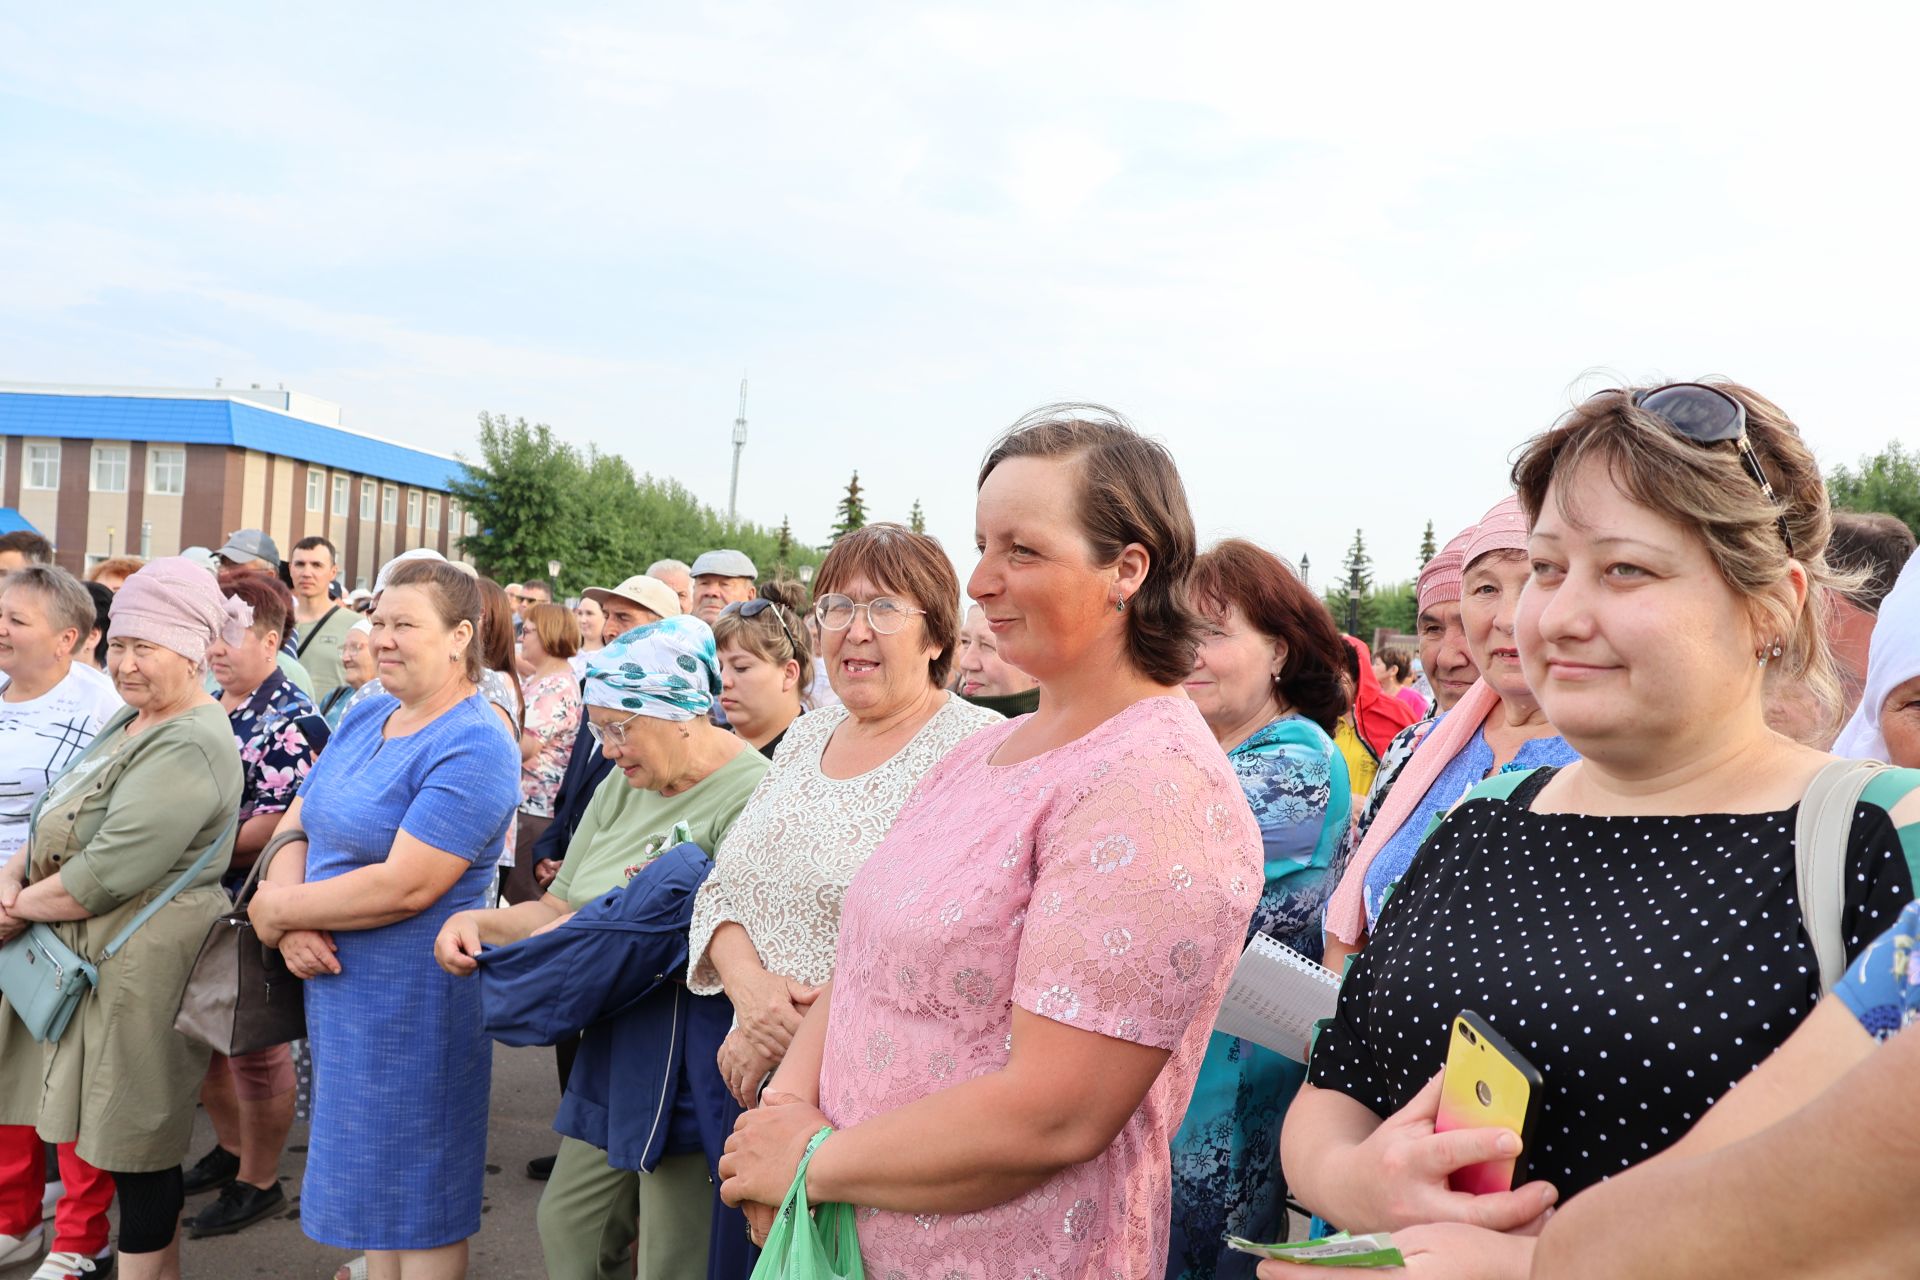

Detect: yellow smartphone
[1435,1010,1543,1195]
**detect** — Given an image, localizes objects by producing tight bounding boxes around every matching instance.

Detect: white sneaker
[0,1224,46,1266]
[31,1251,107,1280]
[41,1178,62,1219]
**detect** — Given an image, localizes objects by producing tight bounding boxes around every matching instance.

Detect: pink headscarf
[109,556,253,665]
[1325,493,1536,945]
[1416,526,1476,614]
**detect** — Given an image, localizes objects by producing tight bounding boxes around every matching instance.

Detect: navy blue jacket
[528,710,615,865]
[477,843,750,1277]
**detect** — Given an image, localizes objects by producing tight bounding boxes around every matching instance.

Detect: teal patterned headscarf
[583,614,720,722]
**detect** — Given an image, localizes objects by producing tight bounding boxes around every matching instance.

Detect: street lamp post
[547,559,562,598]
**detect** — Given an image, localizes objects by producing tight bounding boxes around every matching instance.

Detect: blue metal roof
[0,393,469,492]
[0,508,37,535]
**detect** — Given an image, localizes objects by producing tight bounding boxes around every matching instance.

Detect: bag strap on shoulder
[1457,766,1545,807]
[1796,759,1891,996]
[99,811,239,964]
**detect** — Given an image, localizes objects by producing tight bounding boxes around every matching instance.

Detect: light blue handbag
[0,811,235,1043]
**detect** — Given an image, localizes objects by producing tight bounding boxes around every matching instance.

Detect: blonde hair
[1511,380,1851,743]
[712,583,813,705]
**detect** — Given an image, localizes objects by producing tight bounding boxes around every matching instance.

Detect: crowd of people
[0,383,1912,1279]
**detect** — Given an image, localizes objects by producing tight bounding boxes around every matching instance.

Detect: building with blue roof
[0,383,476,587]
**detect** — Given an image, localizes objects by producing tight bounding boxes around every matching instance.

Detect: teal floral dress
[1166,716,1352,1279]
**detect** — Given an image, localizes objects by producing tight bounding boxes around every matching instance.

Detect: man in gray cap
[217,529,281,574]
[688,549,756,624]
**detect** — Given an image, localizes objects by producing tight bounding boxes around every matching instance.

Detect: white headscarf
[1833,547,1920,763]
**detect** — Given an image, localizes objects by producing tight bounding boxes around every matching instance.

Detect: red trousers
[0,1125,111,1255]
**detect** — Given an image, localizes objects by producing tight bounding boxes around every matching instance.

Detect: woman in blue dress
[1167,540,1354,1279]
[249,559,520,1279]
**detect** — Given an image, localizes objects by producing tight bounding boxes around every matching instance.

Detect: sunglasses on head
[1597,383,1793,554]
[721,598,800,651]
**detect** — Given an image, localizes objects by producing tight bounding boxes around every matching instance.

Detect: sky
[4,2,1918,589]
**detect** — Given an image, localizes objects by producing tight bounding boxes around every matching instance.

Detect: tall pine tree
[830,471,868,543]
[1418,519,1438,567]
[775,516,793,571]
[908,499,926,535]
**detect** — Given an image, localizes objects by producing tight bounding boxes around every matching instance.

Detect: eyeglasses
[813,594,926,635]
[586,707,646,751]
[1604,383,1793,553]
[721,599,800,652]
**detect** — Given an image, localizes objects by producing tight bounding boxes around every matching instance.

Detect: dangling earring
[1756,637,1785,667]
[1115,595,1128,614]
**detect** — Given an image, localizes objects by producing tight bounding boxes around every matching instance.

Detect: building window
[406,490,420,528]
[90,446,128,494]
[360,479,375,520]
[426,494,440,531]
[307,470,325,511]
[466,512,478,536]
[382,485,397,524]
[333,475,349,517]
[148,447,186,496]
[25,442,59,491]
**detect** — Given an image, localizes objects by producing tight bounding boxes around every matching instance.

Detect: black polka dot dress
[1306,767,1917,1197]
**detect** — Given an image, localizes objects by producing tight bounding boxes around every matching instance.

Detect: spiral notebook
[1212,933,1342,1063]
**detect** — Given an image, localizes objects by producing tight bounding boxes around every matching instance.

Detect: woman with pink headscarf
[1322,496,1576,968]
[0,558,246,1279]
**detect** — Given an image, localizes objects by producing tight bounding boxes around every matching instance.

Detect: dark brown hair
[1828,511,1916,613]
[1512,379,1846,742]
[474,577,523,723]
[1189,540,1350,735]
[979,404,1197,685]
[813,523,961,689]
[1377,646,1415,682]
[385,559,484,684]
[0,532,53,563]
[218,569,294,645]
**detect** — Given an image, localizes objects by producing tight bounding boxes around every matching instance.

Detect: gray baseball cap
[690,549,757,580]
[217,528,281,570]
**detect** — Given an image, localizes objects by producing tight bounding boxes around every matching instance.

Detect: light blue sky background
[4,3,1914,585]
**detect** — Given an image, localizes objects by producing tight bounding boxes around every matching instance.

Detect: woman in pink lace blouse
[720,406,1263,1277]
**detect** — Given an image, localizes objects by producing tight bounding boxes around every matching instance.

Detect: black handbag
[172,829,307,1055]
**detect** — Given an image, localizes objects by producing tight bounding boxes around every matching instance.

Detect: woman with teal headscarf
[1167,541,1354,1280]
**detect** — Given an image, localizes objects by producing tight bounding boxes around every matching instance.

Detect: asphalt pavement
[3,1042,564,1279]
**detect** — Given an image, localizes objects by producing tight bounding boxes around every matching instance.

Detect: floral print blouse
[519,670,582,818]
[228,669,330,826]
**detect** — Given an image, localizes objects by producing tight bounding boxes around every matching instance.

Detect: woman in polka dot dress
[1277,383,1920,1275]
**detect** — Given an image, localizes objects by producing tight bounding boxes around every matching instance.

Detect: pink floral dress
[818,696,1261,1279]
[519,669,582,818]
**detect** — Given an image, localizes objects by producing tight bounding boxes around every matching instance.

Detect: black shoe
[180,1145,239,1196]
[526,1154,556,1181]
[184,1180,285,1238]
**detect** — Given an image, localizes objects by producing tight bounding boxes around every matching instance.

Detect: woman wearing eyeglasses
[713,582,814,758]
[1272,382,1920,1274]
[434,613,768,1279]
[687,524,1000,1111]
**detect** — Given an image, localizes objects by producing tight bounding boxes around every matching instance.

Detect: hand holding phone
[1435,1010,1544,1195]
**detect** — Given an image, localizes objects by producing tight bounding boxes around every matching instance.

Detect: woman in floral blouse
[1168,538,1352,1279]
[511,603,581,904]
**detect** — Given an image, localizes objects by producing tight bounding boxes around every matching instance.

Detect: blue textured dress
[1166,716,1352,1279]
[296,693,521,1251]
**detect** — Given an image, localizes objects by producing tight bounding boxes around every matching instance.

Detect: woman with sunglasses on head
[1274,382,1920,1274]
[687,525,999,1109]
[713,582,814,759]
[434,614,769,1278]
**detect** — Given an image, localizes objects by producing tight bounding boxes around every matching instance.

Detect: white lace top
[686,692,1002,994]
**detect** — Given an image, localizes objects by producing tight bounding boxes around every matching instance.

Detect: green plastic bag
[749,1127,864,1279]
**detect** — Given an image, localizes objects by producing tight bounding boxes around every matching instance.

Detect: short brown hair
[1512,380,1847,742]
[813,523,960,689]
[1828,512,1916,612]
[385,559,484,684]
[87,556,145,584]
[525,601,581,661]
[218,569,294,645]
[0,532,53,563]
[1190,540,1350,734]
[979,404,1197,685]
[1377,646,1415,682]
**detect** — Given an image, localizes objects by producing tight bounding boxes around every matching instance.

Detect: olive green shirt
[293,604,359,704]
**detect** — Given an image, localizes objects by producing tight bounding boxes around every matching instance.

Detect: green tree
[1418,519,1438,568]
[1323,528,1373,633]
[908,499,926,535]
[831,471,868,543]
[448,413,582,585]
[1829,441,1920,536]
[774,516,794,572]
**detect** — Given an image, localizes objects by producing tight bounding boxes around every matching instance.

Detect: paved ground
[2,1042,564,1279]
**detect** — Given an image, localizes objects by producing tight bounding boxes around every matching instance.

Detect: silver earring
[1115,596,1128,614]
